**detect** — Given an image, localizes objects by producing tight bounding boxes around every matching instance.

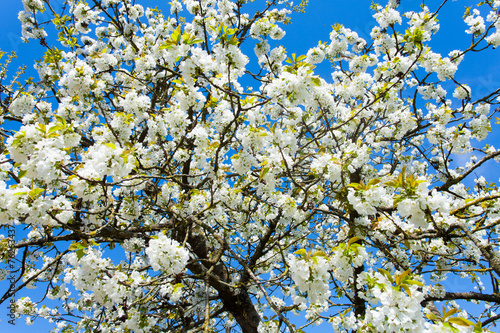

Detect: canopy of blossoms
[1,0,500,332]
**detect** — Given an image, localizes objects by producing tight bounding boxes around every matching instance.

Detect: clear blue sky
[0,0,499,331]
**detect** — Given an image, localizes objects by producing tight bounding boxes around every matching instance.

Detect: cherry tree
[1,0,500,332]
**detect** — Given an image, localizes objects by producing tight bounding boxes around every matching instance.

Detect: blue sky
[0,0,499,331]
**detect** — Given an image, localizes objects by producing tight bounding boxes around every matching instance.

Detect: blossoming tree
[1,0,500,332]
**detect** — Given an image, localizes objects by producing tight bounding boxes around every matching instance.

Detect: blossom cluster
[1,0,500,332]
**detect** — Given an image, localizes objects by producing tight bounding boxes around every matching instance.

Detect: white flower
[288,251,332,307]
[465,10,486,35]
[10,92,36,117]
[22,0,44,13]
[453,85,471,99]
[374,7,402,29]
[146,233,189,275]
[398,199,427,228]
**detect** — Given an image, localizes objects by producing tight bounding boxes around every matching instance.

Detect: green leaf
[396,269,411,286]
[48,124,65,133]
[311,255,319,264]
[18,169,27,179]
[406,279,424,287]
[29,188,45,199]
[294,249,308,259]
[348,236,362,246]
[443,308,460,319]
[76,249,85,260]
[159,43,171,50]
[37,123,47,133]
[348,182,362,190]
[377,268,394,284]
[188,38,203,45]
[171,26,182,44]
[259,167,270,180]
[68,243,79,251]
[385,179,398,188]
[401,284,411,297]
[442,322,459,333]
[312,250,326,257]
[367,178,381,187]
[310,77,321,86]
[426,312,439,321]
[448,317,474,327]
[69,240,88,252]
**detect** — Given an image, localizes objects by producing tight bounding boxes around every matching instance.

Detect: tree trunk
[179,224,261,333]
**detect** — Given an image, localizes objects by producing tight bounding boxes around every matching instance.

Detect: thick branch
[424,291,500,304]
[436,151,500,192]
[179,216,261,333]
